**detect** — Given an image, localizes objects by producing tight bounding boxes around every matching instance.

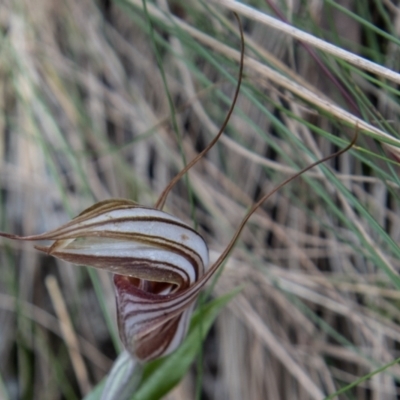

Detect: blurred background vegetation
[1,0,400,399]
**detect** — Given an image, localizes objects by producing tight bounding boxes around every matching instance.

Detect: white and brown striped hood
[0,199,210,362]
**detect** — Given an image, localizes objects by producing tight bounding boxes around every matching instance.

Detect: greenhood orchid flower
[0,199,211,361]
[0,13,356,366]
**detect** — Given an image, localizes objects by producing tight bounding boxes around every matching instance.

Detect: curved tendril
[204,127,359,281]
[154,12,245,210]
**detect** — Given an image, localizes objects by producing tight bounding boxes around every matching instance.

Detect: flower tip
[0,232,21,240]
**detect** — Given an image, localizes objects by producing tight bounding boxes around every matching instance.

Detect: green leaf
[83,381,105,400]
[324,357,400,399]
